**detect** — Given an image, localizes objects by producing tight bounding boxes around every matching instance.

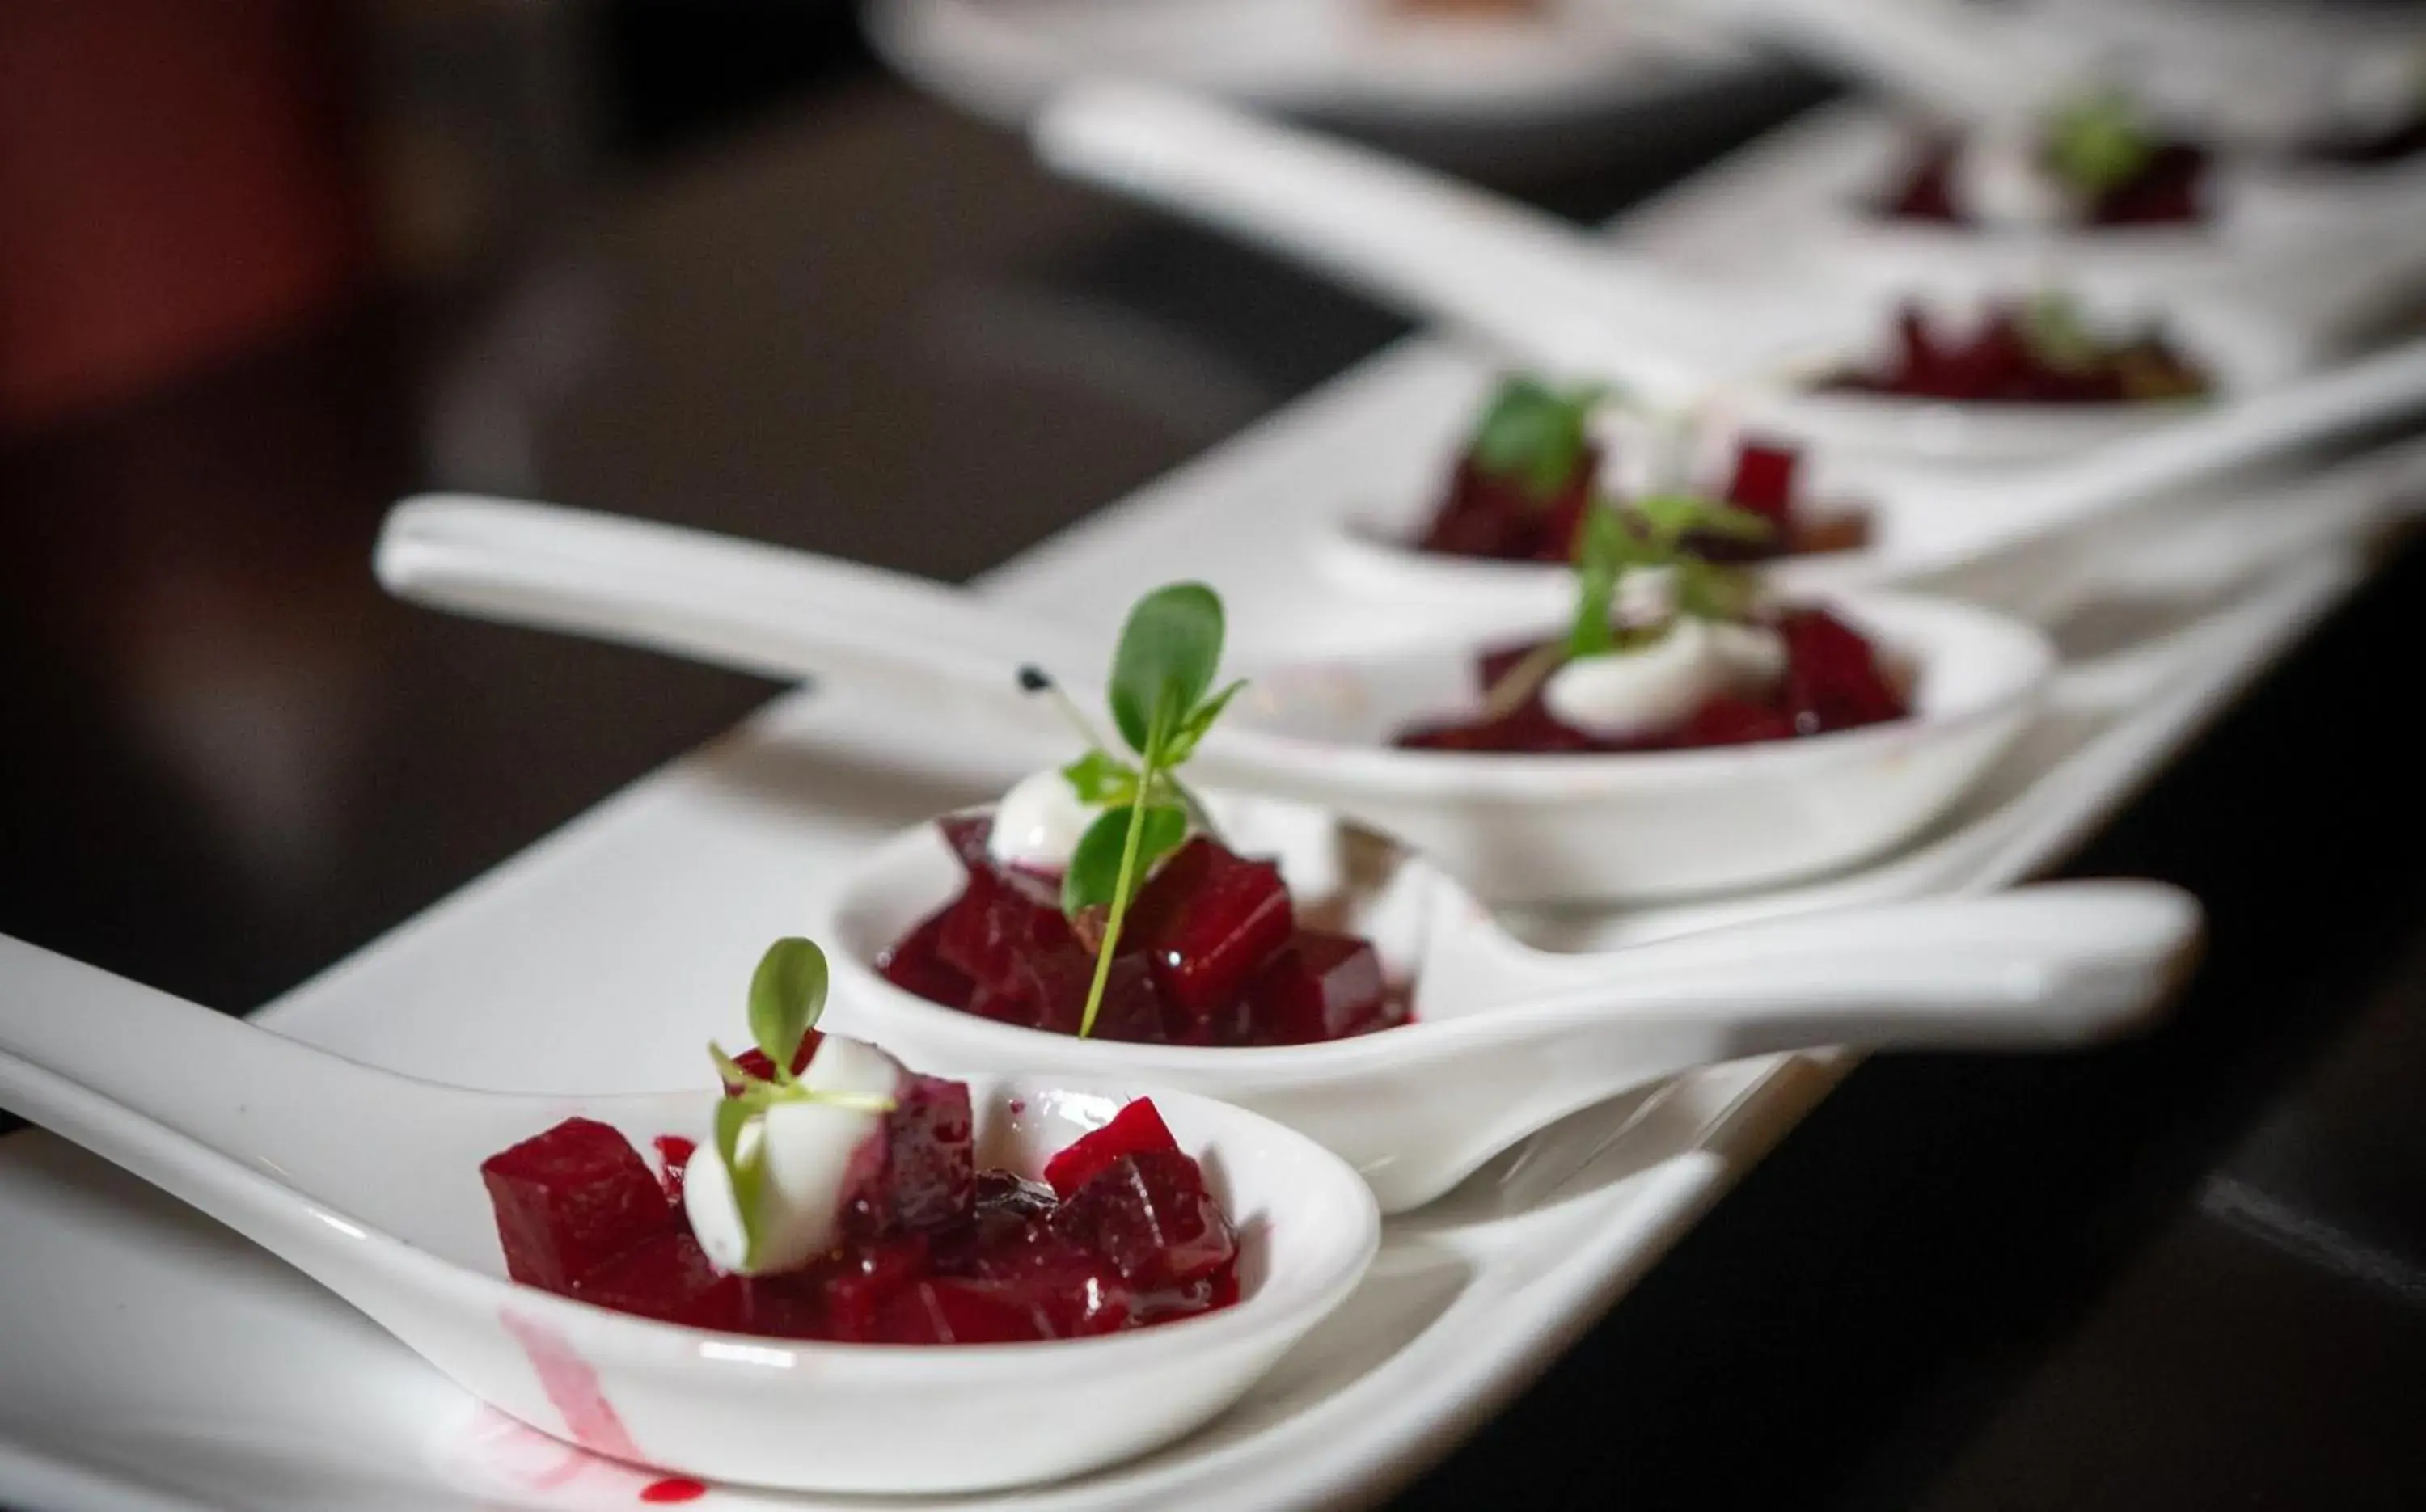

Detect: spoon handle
[1033,81,1721,399]
[377,494,1104,704]
[0,934,485,1226]
[1984,333,2426,537]
[1503,880,2201,1054]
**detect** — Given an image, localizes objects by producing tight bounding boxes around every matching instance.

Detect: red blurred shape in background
[0,1,374,435]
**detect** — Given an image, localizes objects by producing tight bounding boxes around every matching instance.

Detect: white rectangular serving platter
[0,110,2405,1511]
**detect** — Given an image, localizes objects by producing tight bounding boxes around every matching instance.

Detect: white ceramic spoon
[1032,79,2318,464]
[0,931,1378,1495]
[1319,423,2426,621]
[1710,0,2426,149]
[378,494,2052,903]
[816,791,2203,1212]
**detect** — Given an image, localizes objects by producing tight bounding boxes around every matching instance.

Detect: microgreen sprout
[708,937,896,1269]
[2017,291,2104,374]
[2044,89,2156,199]
[1468,376,1608,503]
[1481,479,1773,716]
[1012,585,1242,1037]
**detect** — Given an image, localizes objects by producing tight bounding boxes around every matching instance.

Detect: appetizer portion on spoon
[1881,91,2210,230]
[486,939,1241,1343]
[1412,376,1870,565]
[878,584,1410,1046]
[1397,499,1908,754]
[1820,294,2214,407]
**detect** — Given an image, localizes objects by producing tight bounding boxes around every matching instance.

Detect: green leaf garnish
[1469,376,1604,503]
[1061,748,1142,805]
[714,1094,766,1269]
[2017,291,2104,374]
[706,937,896,1272]
[746,937,828,1080]
[2044,91,2155,198]
[1063,801,1189,914]
[1107,583,1226,756]
[1019,582,1248,1037]
[1627,492,1776,552]
[1568,502,1633,660]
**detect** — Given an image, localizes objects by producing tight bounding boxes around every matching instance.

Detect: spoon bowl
[818,791,2202,1212]
[1316,347,2426,617]
[377,496,2052,904]
[0,935,1379,1495]
[1204,589,2053,903]
[1031,79,2324,466]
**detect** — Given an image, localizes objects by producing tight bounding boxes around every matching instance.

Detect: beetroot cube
[937,863,1079,1002]
[1723,439,1799,524]
[1780,609,1908,733]
[974,1235,1135,1337]
[1044,1098,1181,1199]
[1052,1150,1237,1292]
[1243,931,1392,1045]
[1015,941,1172,1044]
[876,1279,1051,1345]
[481,1117,679,1293]
[1673,694,1799,747]
[881,1074,977,1231]
[877,909,977,1010]
[820,1234,932,1342]
[572,1231,745,1332]
[1126,838,1295,1019]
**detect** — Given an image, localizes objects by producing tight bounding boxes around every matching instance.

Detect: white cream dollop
[1954,128,2080,230]
[986,767,1097,872]
[683,1035,904,1276]
[1542,619,1787,741]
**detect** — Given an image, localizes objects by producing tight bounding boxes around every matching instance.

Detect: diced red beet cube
[819,1234,932,1342]
[1051,1150,1237,1292]
[878,1074,977,1231]
[1013,940,1173,1044]
[1126,837,1295,1019]
[481,1117,680,1293]
[1243,931,1393,1045]
[876,1278,1052,1345]
[1418,445,1600,564]
[936,862,1080,1002]
[720,1036,821,1095]
[1723,438,1800,522]
[1044,1099,1181,1199]
[1674,694,1800,747]
[1779,609,1909,733]
[969,1232,1136,1337]
[877,910,977,1010]
[572,1231,746,1332]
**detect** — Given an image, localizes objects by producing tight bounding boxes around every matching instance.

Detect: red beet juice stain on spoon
[640,1477,708,1503]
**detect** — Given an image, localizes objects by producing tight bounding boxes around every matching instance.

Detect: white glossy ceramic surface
[864,0,1754,128]
[818,795,2197,1210]
[0,488,2372,1512]
[0,133,2398,1509]
[1030,80,2332,463]
[0,935,1378,1495]
[1318,429,2426,618]
[1204,590,2052,902]
[375,498,2052,904]
[1619,99,2426,350]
